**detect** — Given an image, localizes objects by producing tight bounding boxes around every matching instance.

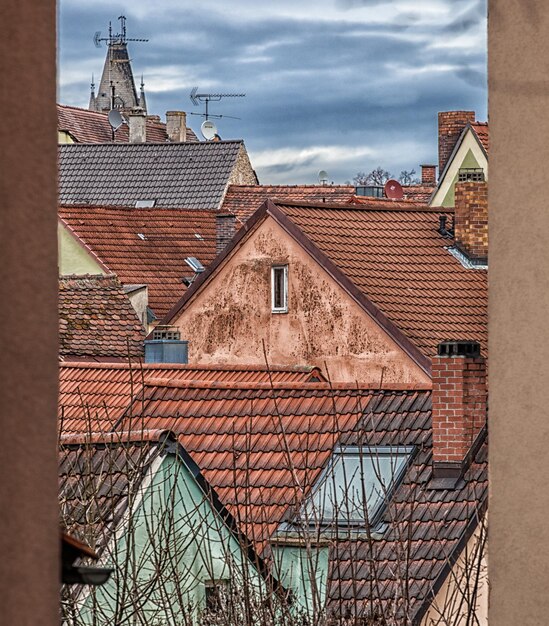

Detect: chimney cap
[437,340,481,358]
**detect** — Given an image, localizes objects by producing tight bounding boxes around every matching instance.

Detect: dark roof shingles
[58,142,244,210]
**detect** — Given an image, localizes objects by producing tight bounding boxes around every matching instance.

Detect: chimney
[421,164,437,186]
[216,213,237,255]
[454,180,488,262]
[438,111,475,176]
[128,109,147,143]
[166,111,187,142]
[431,341,487,476]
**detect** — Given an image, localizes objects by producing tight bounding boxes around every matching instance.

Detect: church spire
[89,16,148,114]
[88,74,96,110]
[138,75,147,112]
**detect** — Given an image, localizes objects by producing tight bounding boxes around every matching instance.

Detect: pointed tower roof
[138,75,147,112]
[88,74,96,110]
[90,16,148,114]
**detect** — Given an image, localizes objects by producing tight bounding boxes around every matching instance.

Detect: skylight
[300,445,413,527]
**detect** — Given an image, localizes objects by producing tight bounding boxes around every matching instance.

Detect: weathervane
[189,87,245,120]
[93,15,149,48]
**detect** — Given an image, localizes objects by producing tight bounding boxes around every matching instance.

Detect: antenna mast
[190,87,245,120]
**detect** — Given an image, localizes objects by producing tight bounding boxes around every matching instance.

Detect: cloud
[58,0,487,184]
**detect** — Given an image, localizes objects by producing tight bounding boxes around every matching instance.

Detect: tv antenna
[189,87,245,120]
[93,15,149,48]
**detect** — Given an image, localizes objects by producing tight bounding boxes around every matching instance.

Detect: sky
[58,0,487,185]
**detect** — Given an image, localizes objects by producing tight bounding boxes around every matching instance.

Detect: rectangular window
[300,446,414,527]
[458,168,485,182]
[204,580,230,613]
[271,265,288,313]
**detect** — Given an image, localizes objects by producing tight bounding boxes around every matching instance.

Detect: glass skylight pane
[302,446,413,526]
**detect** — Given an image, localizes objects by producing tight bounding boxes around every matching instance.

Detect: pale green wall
[441,148,482,207]
[77,454,269,624]
[58,130,75,144]
[271,541,329,614]
[58,223,106,276]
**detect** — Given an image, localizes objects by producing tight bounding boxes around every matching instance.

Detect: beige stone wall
[228,144,258,185]
[421,520,488,626]
[173,217,429,384]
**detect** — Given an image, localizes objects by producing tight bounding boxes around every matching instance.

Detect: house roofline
[58,217,111,274]
[158,199,432,375]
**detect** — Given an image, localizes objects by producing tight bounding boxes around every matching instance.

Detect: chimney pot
[166,111,187,142]
[128,109,147,143]
[421,164,437,186]
[432,340,487,471]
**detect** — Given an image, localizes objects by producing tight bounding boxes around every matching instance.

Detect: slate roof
[58,362,326,434]
[164,199,487,361]
[111,380,485,623]
[57,103,198,143]
[59,275,145,360]
[59,205,217,317]
[221,184,355,222]
[58,141,246,209]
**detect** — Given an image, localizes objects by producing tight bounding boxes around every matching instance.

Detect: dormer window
[300,445,414,527]
[271,265,288,313]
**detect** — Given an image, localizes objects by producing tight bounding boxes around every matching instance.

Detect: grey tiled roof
[59,141,244,210]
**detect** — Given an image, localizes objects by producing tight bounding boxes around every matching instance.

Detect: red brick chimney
[438,111,476,176]
[215,213,237,255]
[454,180,488,262]
[431,341,487,475]
[421,164,437,186]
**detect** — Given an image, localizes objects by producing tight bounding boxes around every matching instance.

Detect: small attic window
[271,265,288,313]
[301,446,414,527]
[194,233,204,240]
[135,200,156,208]
[137,233,147,240]
[458,168,485,182]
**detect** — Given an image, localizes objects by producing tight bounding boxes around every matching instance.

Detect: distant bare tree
[398,169,421,185]
[353,167,393,187]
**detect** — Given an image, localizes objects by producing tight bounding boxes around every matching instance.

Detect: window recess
[271,265,288,313]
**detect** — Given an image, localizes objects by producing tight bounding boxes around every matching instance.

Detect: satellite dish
[201,120,218,141]
[108,109,125,131]
[318,170,329,185]
[384,179,404,200]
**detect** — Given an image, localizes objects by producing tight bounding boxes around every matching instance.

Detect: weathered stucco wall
[173,217,428,384]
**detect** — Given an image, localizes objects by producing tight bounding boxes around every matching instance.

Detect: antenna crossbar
[189,87,246,120]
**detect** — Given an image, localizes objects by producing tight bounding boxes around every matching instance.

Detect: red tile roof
[402,184,435,203]
[471,122,489,152]
[275,200,487,358]
[59,275,145,360]
[58,362,326,433]
[57,103,198,143]
[221,184,355,222]
[59,205,217,318]
[57,364,487,621]
[115,380,486,622]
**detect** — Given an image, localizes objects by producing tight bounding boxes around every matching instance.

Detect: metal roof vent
[145,338,188,364]
[437,340,481,358]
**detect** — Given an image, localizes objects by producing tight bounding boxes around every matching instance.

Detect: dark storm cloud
[58,1,487,184]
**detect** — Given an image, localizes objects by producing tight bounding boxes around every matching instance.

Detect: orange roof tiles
[274,200,487,358]
[471,122,489,152]
[59,275,145,360]
[59,205,217,318]
[221,184,355,222]
[59,362,326,433]
[57,103,198,143]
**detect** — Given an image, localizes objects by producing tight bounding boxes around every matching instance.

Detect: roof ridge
[59,429,176,446]
[143,378,432,391]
